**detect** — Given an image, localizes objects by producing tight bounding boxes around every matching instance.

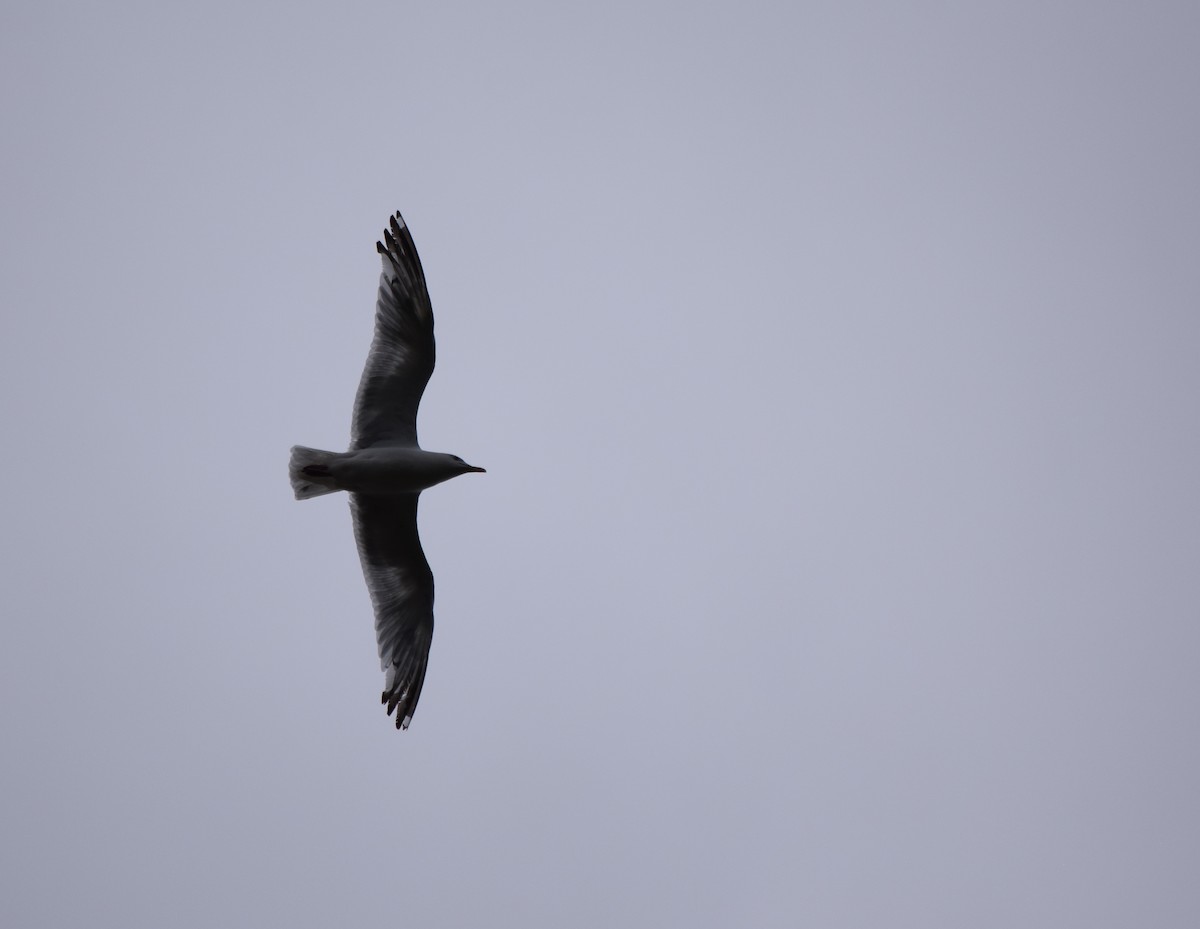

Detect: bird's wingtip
[376,212,409,266]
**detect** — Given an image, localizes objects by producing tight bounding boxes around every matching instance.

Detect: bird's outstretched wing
[350,212,435,450]
[350,492,435,729]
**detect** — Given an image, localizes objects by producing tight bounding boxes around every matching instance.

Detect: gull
[289,212,484,730]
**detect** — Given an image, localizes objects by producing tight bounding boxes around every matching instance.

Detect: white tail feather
[289,446,342,499]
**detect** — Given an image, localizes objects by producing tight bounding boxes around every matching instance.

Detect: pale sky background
[3,2,1199,926]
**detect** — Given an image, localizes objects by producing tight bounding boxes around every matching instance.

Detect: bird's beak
[466,465,487,473]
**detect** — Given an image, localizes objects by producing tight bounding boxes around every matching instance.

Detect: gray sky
[4,2,1199,926]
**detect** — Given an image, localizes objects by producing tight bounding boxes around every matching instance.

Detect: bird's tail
[289,446,342,500]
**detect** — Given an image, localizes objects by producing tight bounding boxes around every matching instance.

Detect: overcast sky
[3,2,1199,926]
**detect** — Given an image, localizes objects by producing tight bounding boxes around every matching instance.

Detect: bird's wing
[350,492,435,730]
[350,213,436,450]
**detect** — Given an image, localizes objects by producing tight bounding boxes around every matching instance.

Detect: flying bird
[289,212,484,730]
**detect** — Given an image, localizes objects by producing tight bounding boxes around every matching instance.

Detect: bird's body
[289,212,483,730]
[292,446,483,497]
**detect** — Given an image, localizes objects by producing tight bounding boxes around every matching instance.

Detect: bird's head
[444,453,486,476]
[411,451,486,491]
